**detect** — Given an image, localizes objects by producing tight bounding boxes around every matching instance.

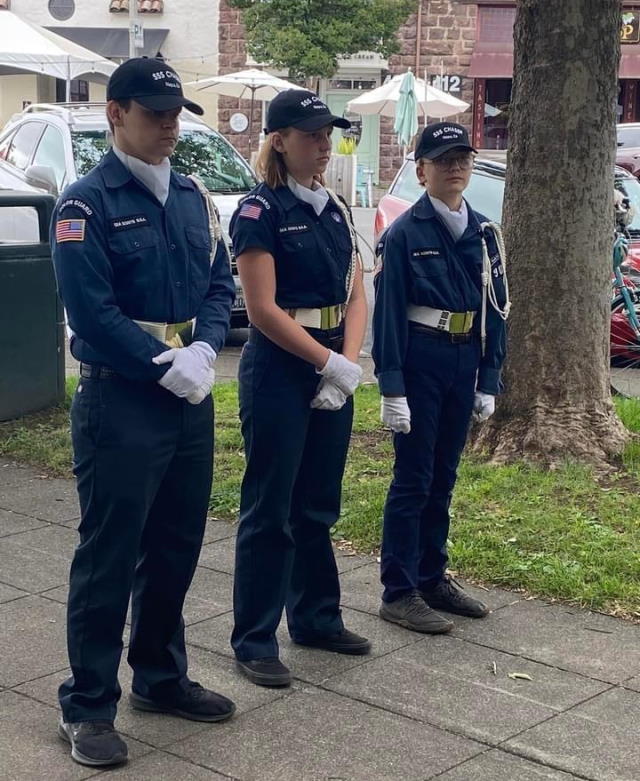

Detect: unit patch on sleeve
[238,202,263,220]
[56,219,86,243]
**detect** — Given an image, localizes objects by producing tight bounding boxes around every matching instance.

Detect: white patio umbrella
[347,73,469,120]
[0,11,117,100]
[186,68,299,157]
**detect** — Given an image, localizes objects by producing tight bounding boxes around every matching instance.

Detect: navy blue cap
[265,89,350,133]
[415,121,476,160]
[107,57,203,115]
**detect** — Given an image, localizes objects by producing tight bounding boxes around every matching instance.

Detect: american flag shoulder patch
[56,219,86,243]
[238,201,263,221]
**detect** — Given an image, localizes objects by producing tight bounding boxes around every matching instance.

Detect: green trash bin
[0,191,64,421]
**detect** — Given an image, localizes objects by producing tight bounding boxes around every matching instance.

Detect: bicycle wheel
[610,290,640,398]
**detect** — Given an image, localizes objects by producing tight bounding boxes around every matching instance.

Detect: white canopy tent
[0,11,116,100]
[346,73,469,119]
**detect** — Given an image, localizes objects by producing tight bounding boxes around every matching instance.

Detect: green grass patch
[1,381,639,619]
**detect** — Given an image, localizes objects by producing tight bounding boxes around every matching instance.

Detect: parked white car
[0,102,254,326]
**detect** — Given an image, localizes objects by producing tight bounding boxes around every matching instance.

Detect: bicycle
[610,192,640,398]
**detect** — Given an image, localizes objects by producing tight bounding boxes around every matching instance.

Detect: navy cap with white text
[107,57,203,115]
[415,121,477,160]
[265,89,350,133]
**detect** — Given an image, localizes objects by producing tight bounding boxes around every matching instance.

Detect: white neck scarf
[430,195,469,241]
[287,174,330,216]
[113,144,171,206]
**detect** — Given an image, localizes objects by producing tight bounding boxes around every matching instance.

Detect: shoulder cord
[325,187,362,310]
[187,174,231,268]
[479,221,512,356]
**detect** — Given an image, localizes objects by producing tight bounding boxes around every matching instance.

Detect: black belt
[409,323,475,344]
[79,362,117,379]
[248,325,344,352]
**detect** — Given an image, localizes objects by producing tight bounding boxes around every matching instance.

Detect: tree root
[468,401,630,471]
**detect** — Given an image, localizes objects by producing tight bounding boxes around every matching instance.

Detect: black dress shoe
[379,592,454,634]
[422,574,490,618]
[294,628,371,655]
[58,718,128,767]
[236,657,292,687]
[129,680,236,723]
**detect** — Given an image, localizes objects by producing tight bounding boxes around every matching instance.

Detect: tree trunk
[470,0,629,468]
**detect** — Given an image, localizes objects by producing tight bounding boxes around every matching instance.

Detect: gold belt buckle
[165,320,194,348]
[449,312,474,334]
[320,305,343,330]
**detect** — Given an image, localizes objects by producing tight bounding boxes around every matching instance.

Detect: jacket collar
[99,149,132,189]
[270,184,304,213]
[411,191,437,221]
[99,149,192,191]
[412,191,481,233]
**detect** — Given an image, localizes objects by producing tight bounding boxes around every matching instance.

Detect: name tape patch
[279,223,310,235]
[412,248,442,258]
[110,215,150,232]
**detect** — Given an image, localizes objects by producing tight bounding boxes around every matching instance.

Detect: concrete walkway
[1,460,639,780]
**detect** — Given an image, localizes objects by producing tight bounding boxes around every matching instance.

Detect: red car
[374,154,507,244]
[616,122,640,179]
[375,156,640,368]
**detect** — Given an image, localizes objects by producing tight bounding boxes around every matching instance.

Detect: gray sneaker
[379,591,454,634]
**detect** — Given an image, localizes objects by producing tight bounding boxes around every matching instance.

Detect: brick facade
[217,0,480,188]
[379,0,478,188]
[217,0,261,161]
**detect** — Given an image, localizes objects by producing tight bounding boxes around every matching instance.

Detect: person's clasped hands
[310,350,363,411]
[153,341,216,405]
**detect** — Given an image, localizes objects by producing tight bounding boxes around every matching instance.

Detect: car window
[171,129,257,193]
[464,172,505,224]
[70,127,257,193]
[32,126,67,189]
[70,130,110,177]
[0,129,16,161]
[615,173,640,236]
[617,126,640,148]
[390,160,423,203]
[6,122,45,171]
[390,160,506,224]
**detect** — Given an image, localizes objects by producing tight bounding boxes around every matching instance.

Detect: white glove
[473,391,495,422]
[153,341,216,398]
[310,378,347,411]
[318,350,362,396]
[381,396,411,434]
[186,367,216,405]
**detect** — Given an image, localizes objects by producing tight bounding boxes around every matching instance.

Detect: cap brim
[292,114,351,132]
[133,94,204,116]
[422,142,477,160]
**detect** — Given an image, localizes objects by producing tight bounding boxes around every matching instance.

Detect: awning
[469,42,640,80]
[621,46,640,78]
[468,53,513,78]
[468,41,513,79]
[47,27,169,60]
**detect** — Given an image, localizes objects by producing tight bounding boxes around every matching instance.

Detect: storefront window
[55,79,89,102]
[477,5,516,42]
[327,78,377,90]
[483,79,511,149]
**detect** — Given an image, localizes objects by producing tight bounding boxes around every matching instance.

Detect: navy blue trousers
[231,328,352,661]
[59,373,213,722]
[381,330,481,604]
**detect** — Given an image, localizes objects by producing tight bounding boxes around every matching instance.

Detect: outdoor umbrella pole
[247,86,256,162]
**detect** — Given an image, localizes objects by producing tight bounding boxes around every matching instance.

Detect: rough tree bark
[470,0,629,468]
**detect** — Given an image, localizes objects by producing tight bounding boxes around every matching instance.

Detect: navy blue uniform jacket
[372,191,507,397]
[51,150,235,382]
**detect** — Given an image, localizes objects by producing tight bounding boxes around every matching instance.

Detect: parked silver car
[0,102,254,326]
